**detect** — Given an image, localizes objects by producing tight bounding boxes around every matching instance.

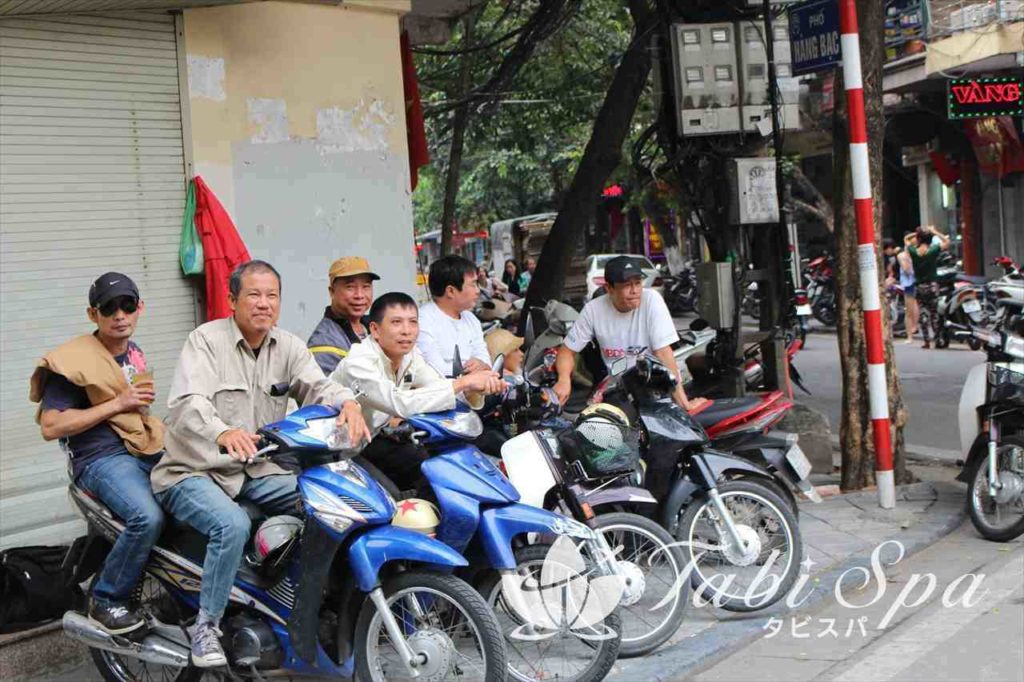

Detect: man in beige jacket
[332,291,504,494]
[151,260,369,668]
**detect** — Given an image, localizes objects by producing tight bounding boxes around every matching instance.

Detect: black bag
[0,545,84,633]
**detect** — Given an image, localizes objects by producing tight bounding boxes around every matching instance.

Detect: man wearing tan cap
[307,256,380,374]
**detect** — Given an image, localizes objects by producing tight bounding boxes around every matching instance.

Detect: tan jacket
[29,334,165,456]
[151,317,355,496]
[331,337,482,434]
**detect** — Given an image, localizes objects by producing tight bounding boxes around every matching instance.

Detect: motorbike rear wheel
[589,512,688,657]
[87,575,203,682]
[674,480,802,613]
[967,435,1024,543]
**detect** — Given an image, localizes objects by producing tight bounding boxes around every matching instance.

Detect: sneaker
[88,598,145,635]
[189,621,227,668]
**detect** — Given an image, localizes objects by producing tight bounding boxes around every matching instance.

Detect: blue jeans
[156,474,299,619]
[79,451,164,605]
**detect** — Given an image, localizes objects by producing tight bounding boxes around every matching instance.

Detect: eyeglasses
[97,296,139,317]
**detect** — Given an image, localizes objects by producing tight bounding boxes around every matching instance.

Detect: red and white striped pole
[839,0,895,509]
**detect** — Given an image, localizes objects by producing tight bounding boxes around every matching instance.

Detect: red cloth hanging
[401,31,430,191]
[193,176,250,321]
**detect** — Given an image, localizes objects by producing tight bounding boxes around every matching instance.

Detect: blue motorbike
[63,405,507,682]
[380,403,625,682]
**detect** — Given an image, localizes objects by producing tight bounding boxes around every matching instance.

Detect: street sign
[947,77,1024,120]
[788,0,842,76]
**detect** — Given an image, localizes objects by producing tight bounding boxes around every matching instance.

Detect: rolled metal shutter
[0,12,194,549]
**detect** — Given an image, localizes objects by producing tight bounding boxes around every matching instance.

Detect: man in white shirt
[417,255,491,376]
[554,256,707,412]
[333,292,504,492]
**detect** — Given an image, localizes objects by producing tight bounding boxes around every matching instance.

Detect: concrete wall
[182,1,417,338]
[980,173,1024,277]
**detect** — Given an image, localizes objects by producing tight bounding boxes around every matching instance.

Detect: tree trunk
[835,2,910,491]
[524,0,655,309]
[439,12,477,256]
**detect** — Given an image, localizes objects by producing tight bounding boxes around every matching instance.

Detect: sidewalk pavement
[616,475,967,681]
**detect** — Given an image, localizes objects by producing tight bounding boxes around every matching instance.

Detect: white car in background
[585,254,664,300]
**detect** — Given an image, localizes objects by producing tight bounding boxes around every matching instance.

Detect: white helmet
[391,499,441,537]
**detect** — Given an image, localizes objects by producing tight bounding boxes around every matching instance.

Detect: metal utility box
[742,103,801,133]
[670,23,741,136]
[737,17,801,133]
[727,157,780,225]
[696,262,736,329]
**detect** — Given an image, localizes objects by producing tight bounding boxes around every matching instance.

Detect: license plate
[785,444,813,480]
[796,305,812,316]
[962,299,981,314]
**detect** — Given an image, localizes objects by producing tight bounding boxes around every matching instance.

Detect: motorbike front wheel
[355,571,507,682]
[478,544,621,682]
[674,480,802,613]
[967,435,1024,543]
[589,512,688,657]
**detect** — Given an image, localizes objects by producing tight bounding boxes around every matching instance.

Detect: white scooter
[955,315,1024,542]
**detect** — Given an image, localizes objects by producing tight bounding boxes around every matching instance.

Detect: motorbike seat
[691,397,764,429]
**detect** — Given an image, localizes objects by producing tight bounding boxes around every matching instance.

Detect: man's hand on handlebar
[337,399,371,446]
[455,370,506,396]
[217,428,262,462]
[462,358,490,374]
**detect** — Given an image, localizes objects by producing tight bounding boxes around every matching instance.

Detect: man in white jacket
[332,292,505,492]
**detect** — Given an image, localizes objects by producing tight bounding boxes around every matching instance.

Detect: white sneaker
[189,621,227,668]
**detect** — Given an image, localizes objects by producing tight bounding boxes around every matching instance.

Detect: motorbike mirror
[689,318,710,332]
[492,353,505,375]
[523,309,536,347]
[609,355,631,376]
[451,346,464,378]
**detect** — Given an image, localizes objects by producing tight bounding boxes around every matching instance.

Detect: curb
[619,481,967,681]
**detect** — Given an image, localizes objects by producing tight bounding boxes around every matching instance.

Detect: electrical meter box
[696,262,736,329]
[728,157,779,225]
[670,23,741,136]
[737,17,800,133]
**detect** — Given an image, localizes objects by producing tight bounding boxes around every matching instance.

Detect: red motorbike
[804,254,837,327]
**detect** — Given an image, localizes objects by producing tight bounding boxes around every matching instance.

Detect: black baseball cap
[604,256,646,285]
[89,272,140,308]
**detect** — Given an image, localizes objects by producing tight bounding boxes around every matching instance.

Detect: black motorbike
[663,265,699,315]
[588,356,802,612]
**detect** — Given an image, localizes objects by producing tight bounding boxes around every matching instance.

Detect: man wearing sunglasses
[33,273,165,636]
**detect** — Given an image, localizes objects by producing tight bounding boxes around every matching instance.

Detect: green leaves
[412,0,644,234]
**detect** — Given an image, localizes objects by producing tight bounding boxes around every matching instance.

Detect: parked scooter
[599,355,804,611]
[663,263,699,315]
[804,254,836,327]
[64,405,507,682]
[492,382,689,657]
[934,272,988,350]
[954,316,1024,542]
[378,397,624,682]
[986,257,1024,331]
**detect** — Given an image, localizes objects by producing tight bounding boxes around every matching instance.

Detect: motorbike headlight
[440,409,483,438]
[303,480,364,533]
[299,416,352,450]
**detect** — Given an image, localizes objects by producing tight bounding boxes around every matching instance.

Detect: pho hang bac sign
[948,77,1024,120]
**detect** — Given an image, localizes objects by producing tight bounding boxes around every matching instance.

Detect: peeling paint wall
[182,1,416,338]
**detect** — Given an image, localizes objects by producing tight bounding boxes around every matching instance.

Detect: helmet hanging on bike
[253,515,303,580]
[391,498,441,537]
